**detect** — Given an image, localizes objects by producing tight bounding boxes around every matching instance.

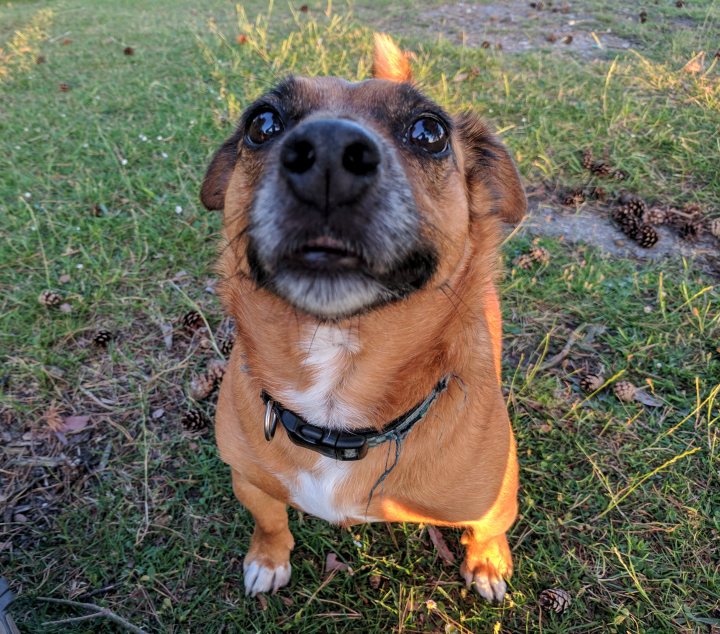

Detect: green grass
[1,1,719,632]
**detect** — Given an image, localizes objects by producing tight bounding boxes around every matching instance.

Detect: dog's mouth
[290,236,363,271]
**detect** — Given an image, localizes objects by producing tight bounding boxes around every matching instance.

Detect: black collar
[261,376,450,461]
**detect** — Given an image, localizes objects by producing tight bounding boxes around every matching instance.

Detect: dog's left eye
[246,110,284,145]
[407,116,449,154]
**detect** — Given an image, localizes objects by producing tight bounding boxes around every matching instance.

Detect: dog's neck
[221,240,499,431]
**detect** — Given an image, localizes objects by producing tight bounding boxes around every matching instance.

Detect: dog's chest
[276,325,374,522]
[281,456,373,523]
[278,325,363,428]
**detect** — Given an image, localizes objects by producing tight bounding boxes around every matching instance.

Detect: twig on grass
[38,597,149,633]
[538,324,606,372]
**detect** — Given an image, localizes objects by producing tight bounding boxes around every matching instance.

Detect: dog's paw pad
[243,559,292,597]
[463,565,507,603]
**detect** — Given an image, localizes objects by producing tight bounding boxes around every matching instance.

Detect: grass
[1,0,719,632]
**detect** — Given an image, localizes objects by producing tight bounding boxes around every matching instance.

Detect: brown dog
[200,34,526,602]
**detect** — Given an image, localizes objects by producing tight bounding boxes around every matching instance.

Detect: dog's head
[201,34,526,320]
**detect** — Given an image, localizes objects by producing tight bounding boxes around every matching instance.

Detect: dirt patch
[518,199,720,273]
[363,1,634,58]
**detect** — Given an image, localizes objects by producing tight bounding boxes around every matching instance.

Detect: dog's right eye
[246,110,284,146]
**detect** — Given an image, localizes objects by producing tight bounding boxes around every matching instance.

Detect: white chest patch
[279,324,363,429]
[283,456,374,524]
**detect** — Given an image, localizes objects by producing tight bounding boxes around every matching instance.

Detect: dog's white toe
[243,560,292,596]
[468,570,507,603]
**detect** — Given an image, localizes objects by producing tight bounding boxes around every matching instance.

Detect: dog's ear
[200,131,241,211]
[456,111,526,223]
[372,33,412,82]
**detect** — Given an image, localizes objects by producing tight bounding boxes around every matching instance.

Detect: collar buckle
[264,399,278,441]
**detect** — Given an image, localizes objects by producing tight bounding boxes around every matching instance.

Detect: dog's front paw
[243,558,292,596]
[460,532,512,603]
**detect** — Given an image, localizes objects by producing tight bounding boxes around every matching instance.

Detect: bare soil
[519,199,720,273]
[362,0,635,58]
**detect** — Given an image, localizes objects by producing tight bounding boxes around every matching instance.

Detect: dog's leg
[459,428,518,603]
[232,470,295,596]
[460,528,513,603]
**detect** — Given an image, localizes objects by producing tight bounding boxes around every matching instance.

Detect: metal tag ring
[264,401,278,441]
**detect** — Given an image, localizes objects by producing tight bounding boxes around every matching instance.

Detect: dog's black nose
[279,119,381,210]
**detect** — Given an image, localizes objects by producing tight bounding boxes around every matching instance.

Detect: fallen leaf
[204,278,218,294]
[682,51,705,74]
[58,274,71,284]
[325,552,352,576]
[634,391,663,407]
[426,525,456,565]
[160,322,173,350]
[63,415,90,432]
[152,408,165,419]
[59,303,73,313]
[453,72,468,83]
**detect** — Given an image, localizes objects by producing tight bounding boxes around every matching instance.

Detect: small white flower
[76,263,84,269]
[23,192,32,199]
[83,143,89,149]
[175,205,183,214]
[30,225,37,231]
[76,227,81,232]
[121,158,128,165]
[161,152,168,159]
[15,145,21,150]
[139,134,148,141]
[156,135,163,141]
[521,117,527,123]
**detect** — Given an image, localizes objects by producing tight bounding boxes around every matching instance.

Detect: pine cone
[562,188,585,206]
[189,373,215,401]
[530,246,550,265]
[590,161,613,177]
[538,588,571,613]
[612,168,628,181]
[635,224,659,248]
[679,218,703,242]
[220,333,235,358]
[708,218,720,239]
[682,202,702,216]
[613,380,636,402]
[579,373,604,393]
[611,207,641,236]
[639,10,648,22]
[181,310,204,332]
[38,290,63,307]
[206,359,228,384]
[581,149,593,170]
[92,329,113,347]
[617,195,647,216]
[514,254,535,270]
[181,409,210,432]
[587,186,607,201]
[642,207,667,226]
